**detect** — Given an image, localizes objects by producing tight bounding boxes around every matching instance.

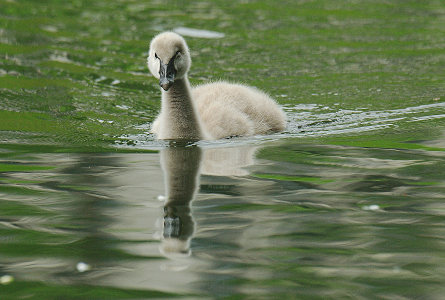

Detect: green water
[1,0,445,299]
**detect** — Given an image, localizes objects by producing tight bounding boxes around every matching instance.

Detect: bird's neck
[160,76,208,140]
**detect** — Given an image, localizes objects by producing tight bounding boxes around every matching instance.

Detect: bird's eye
[154,53,159,59]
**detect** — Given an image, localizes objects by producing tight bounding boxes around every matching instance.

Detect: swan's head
[147,32,191,91]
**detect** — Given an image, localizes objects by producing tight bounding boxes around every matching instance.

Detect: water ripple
[117,101,445,150]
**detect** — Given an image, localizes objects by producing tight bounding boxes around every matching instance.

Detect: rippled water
[2,139,445,299]
[2,0,445,299]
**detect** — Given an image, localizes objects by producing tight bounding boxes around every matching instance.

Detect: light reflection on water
[1,135,445,298]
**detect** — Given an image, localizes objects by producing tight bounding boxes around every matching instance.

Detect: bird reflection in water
[159,142,201,257]
[158,142,258,256]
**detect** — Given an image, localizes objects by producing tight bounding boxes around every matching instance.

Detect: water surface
[1,0,445,299]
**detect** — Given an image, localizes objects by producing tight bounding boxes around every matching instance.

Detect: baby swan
[147,31,286,140]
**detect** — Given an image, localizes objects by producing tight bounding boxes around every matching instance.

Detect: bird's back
[192,81,286,139]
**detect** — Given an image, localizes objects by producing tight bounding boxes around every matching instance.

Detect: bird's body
[147,32,286,140]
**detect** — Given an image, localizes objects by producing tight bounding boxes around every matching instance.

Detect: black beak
[159,57,177,91]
